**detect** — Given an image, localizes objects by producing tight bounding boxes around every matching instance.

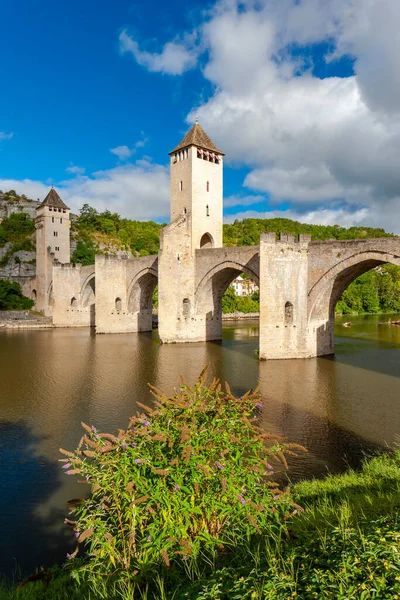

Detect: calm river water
[1,315,400,577]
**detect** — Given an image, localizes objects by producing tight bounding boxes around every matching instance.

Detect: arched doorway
[200,233,214,248]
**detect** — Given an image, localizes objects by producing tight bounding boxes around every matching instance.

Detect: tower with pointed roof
[169,122,224,253]
[35,188,71,314]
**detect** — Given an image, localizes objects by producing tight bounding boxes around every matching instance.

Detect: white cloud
[66,164,85,175]
[0,161,170,221]
[110,145,135,160]
[224,207,372,229]
[119,29,198,75]
[0,132,13,141]
[180,0,400,232]
[224,194,266,208]
[110,138,148,160]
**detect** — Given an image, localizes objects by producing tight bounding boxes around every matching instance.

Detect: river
[1,314,400,577]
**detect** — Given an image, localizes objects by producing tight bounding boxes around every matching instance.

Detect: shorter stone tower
[169,122,224,253]
[35,188,70,315]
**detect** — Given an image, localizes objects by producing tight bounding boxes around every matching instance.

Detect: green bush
[61,372,300,596]
[0,280,34,310]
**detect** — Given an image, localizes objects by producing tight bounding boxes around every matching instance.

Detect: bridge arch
[127,267,158,331]
[195,260,259,340]
[81,274,96,326]
[308,250,400,323]
[306,249,400,356]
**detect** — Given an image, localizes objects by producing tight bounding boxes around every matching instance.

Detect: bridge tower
[169,121,224,253]
[158,123,225,343]
[35,188,70,315]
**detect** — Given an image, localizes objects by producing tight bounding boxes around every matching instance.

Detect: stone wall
[96,254,158,334]
[52,263,95,327]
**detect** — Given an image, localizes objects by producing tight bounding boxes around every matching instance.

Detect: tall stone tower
[35,188,70,315]
[169,121,224,253]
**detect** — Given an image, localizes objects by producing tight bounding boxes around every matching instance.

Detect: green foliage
[223,218,392,247]
[336,266,400,314]
[71,239,97,267]
[0,213,35,248]
[0,279,34,310]
[61,372,299,596]
[75,204,164,257]
[221,286,260,314]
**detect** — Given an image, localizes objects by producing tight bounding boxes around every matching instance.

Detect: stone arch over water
[81,275,96,326]
[127,268,158,332]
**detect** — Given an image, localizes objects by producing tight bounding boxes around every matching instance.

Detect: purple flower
[147,535,152,542]
[134,458,142,464]
[66,470,75,475]
[66,553,71,559]
[74,531,80,538]
[91,426,97,433]
[274,495,280,500]
[256,403,264,409]
[62,463,71,469]
[131,442,138,447]
[237,494,246,505]
[174,483,181,491]
[71,573,77,579]
[215,461,224,470]
[292,509,298,515]
[121,443,127,451]
[143,420,150,427]
[267,464,273,470]
[94,434,99,440]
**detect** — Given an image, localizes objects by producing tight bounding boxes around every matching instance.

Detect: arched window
[52,216,54,223]
[285,301,294,325]
[71,297,77,308]
[183,298,190,317]
[206,181,209,192]
[32,289,37,301]
[200,232,214,248]
[179,180,183,192]
[206,204,210,216]
[115,297,122,311]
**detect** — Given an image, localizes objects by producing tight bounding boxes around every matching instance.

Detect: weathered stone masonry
[31,124,400,359]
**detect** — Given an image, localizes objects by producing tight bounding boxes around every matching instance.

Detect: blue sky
[1,0,400,232]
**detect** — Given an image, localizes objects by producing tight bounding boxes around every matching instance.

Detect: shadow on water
[0,422,72,580]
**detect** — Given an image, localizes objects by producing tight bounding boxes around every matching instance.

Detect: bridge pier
[259,233,313,359]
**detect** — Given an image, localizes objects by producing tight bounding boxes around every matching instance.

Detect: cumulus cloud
[180,0,400,232]
[0,161,170,221]
[110,145,135,160]
[110,138,148,160]
[66,164,85,175]
[119,29,198,75]
[0,132,13,141]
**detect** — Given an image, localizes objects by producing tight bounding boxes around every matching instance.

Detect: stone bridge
[51,229,400,359]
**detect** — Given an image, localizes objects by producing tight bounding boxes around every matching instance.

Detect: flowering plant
[60,368,303,589]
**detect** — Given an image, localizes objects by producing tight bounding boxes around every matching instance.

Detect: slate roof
[169,123,224,155]
[39,188,69,210]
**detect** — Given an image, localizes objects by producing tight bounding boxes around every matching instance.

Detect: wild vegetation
[0,280,34,310]
[3,376,400,599]
[0,213,35,268]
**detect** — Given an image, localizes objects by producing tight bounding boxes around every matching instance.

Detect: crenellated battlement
[260,232,312,244]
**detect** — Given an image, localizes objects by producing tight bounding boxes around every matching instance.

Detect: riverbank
[2,449,400,599]
[0,311,53,329]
